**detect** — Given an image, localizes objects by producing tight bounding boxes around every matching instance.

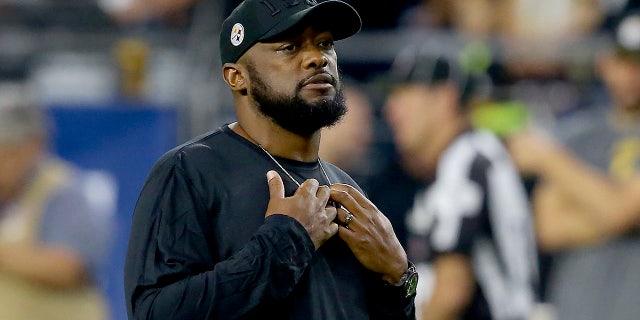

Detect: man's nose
[303,47,329,69]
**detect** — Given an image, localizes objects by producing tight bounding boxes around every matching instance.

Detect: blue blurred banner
[48,105,178,320]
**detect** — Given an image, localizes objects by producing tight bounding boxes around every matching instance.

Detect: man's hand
[265,170,338,249]
[329,183,408,284]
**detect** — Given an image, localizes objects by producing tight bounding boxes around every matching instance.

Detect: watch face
[404,271,419,298]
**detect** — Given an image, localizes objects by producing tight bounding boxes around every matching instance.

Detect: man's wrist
[383,260,418,299]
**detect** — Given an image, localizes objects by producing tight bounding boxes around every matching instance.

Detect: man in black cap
[384,48,540,320]
[124,1,417,319]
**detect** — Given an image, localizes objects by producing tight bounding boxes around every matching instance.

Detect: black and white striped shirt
[406,130,539,320]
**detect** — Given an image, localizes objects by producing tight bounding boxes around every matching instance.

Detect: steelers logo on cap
[230,23,244,47]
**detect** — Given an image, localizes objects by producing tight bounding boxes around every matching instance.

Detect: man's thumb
[266,170,285,199]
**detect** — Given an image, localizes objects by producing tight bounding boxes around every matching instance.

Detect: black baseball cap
[390,44,493,105]
[219,0,362,65]
[391,51,453,86]
[614,10,640,60]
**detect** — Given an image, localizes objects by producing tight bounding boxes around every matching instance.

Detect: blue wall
[48,106,178,320]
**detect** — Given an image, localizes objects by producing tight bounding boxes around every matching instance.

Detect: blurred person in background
[318,80,425,249]
[398,0,601,38]
[398,0,501,35]
[398,0,604,129]
[102,0,415,31]
[318,80,375,191]
[100,0,243,139]
[99,0,238,26]
[363,138,424,250]
[506,8,640,320]
[384,47,541,320]
[323,80,425,249]
[0,84,116,320]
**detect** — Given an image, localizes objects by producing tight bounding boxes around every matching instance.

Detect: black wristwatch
[386,260,419,299]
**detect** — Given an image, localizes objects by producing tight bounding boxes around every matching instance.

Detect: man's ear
[222,63,248,93]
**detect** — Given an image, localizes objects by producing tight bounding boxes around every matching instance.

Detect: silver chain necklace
[258,144,332,187]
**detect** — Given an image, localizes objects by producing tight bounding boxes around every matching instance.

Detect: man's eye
[319,40,334,50]
[278,44,296,52]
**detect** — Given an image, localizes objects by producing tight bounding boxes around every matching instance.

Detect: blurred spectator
[499,0,603,81]
[0,84,116,320]
[99,0,203,26]
[344,0,417,30]
[397,0,450,30]
[102,0,417,30]
[100,0,239,138]
[364,149,424,249]
[399,0,604,126]
[399,0,602,36]
[507,8,640,320]
[384,47,540,320]
[316,80,422,246]
[398,0,501,36]
[319,81,375,189]
[364,135,428,250]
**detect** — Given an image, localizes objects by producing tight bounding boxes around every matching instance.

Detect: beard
[247,64,347,137]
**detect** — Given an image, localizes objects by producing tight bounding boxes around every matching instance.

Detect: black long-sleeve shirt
[124,124,415,319]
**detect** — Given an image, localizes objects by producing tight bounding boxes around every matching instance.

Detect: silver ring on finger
[344,213,354,230]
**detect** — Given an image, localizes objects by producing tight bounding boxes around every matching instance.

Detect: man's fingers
[296,178,320,197]
[316,185,331,202]
[329,189,356,215]
[266,170,285,199]
[329,184,370,215]
[330,183,369,204]
[325,204,338,221]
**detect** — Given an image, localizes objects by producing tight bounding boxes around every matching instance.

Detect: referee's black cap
[390,43,493,105]
[219,0,362,65]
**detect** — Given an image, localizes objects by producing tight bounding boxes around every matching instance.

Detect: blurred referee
[384,48,540,320]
